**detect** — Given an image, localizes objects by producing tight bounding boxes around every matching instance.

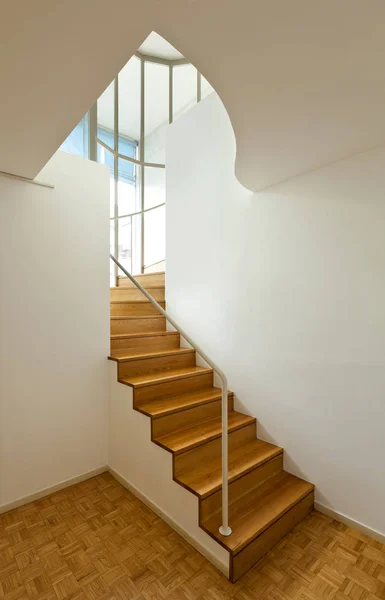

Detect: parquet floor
[1,473,384,600]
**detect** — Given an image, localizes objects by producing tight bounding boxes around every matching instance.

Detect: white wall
[166,94,385,537]
[0,151,110,508]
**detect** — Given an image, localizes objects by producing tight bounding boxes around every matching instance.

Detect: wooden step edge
[137,391,235,419]
[118,367,213,389]
[110,331,178,340]
[110,315,165,320]
[110,300,165,305]
[118,272,165,278]
[200,480,315,556]
[154,414,256,456]
[114,284,165,290]
[110,287,165,294]
[108,347,194,363]
[179,445,284,500]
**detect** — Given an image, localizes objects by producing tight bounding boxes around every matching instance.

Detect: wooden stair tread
[110,299,163,304]
[110,315,164,320]
[111,285,164,290]
[120,365,212,388]
[110,331,178,340]
[112,284,164,289]
[110,283,165,292]
[110,287,164,299]
[109,347,193,362]
[154,411,256,455]
[202,471,314,555]
[138,388,234,418]
[118,271,165,278]
[177,439,282,498]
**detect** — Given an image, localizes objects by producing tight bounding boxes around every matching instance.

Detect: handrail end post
[219,525,232,537]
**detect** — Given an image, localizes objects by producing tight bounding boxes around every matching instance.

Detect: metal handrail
[110,253,232,537]
[142,258,165,271]
[97,136,166,170]
[109,202,165,221]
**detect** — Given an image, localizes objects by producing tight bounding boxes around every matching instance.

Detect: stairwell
[109,272,314,582]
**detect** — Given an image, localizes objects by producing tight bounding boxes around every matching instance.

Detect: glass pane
[97,143,115,217]
[60,113,89,158]
[201,75,214,100]
[97,80,115,148]
[173,64,197,121]
[131,213,142,275]
[118,159,139,217]
[97,126,115,151]
[118,57,141,157]
[144,166,165,210]
[144,62,169,164]
[118,217,132,274]
[144,260,165,274]
[144,205,165,270]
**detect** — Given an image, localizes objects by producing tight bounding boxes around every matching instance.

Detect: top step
[117,272,165,289]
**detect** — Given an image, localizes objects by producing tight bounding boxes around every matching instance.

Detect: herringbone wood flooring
[0,473,384,599]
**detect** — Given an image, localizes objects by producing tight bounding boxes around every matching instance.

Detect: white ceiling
[2,1,385,191]
[138,31,184,61]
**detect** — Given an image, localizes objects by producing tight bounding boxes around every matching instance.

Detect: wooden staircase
[109,272,314,582]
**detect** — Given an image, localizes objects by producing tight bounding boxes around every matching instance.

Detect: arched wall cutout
[1,0,385,192]
[138,30,249,193]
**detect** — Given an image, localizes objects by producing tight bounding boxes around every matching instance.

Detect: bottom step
[230,490,313,582]
[202,471,314,582]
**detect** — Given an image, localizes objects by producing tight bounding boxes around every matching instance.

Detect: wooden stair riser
[200,454,283,522]
[110,302,166,316]
[118,351,196,378]
[110,317,166,335]
[156,413,255,456]
[174,422,257,479]
[151,396,234,439]
[110,333,180,353]
[133,372,214,406]
[118,272,165,288]
[175,440,282,501]
[230,491,314,583]
[110,287,165,303]
[137,388,230,418]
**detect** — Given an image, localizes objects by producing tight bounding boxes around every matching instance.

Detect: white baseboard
[108,466,229,577]
[0,466,108,515]
[315,502,385,544]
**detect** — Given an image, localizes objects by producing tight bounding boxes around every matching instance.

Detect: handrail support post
[219,378,232,537]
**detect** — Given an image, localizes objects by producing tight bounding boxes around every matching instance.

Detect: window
[60,114,89,158]
[96,127,137,184]
[59,51,215,277]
